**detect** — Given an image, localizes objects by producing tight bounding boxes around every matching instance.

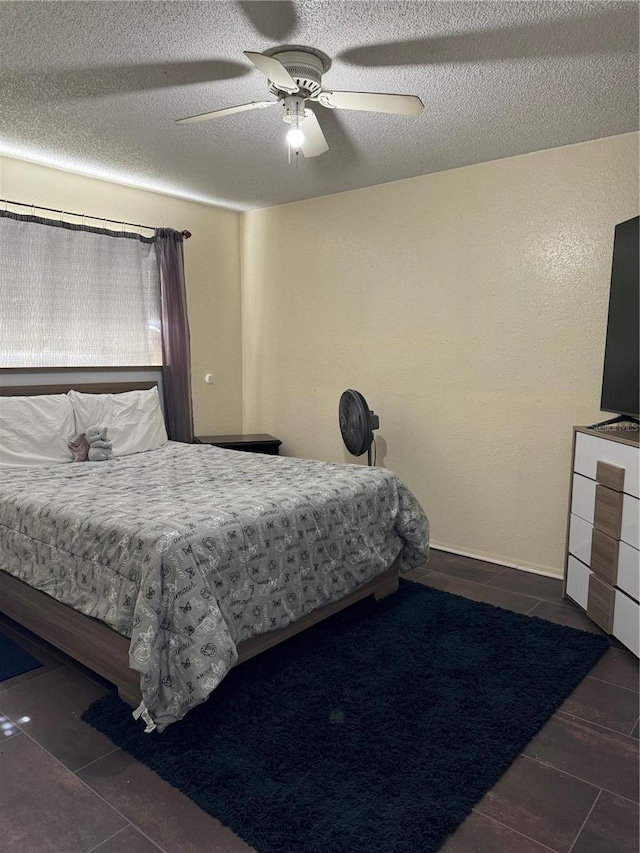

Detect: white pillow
[68,386,168,457]
[0,393,75,467]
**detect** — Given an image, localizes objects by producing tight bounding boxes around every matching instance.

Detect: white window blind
[0,213,162,367]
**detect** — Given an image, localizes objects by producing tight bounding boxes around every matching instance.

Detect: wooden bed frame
[0,564,399,707]
[0,377,400,708]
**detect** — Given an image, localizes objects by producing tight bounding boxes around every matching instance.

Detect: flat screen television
[600,216,639,420]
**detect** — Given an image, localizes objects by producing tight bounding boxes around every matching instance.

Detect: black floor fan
[339,389,379,466]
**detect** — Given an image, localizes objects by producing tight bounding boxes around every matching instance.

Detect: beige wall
[242,133,639,575]
[0,156,243,434]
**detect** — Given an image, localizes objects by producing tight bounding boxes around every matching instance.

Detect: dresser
[564,425,639,656]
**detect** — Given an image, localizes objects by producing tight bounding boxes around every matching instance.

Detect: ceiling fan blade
[244,51,298,93]
[238,1,297,41]
[305,109,360,168]
[318,91,423,116]
[176,101,276,124]
[300,109,329,158]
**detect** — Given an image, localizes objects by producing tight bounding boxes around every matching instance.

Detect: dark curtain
[155,229,194,443]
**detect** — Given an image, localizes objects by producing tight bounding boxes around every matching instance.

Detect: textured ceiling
[1,1,637,210]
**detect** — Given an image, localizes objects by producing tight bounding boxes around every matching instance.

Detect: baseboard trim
[430,542,562,579]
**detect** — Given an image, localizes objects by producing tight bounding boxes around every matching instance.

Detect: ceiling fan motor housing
[265,48,330,98]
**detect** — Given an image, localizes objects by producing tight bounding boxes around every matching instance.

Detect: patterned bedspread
[0,442,429,730]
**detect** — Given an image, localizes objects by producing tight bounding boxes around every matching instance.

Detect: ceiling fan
[176,46,424,158]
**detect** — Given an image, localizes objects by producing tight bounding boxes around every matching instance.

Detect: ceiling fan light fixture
[286,124,304,148]
[283,95,306,150]
[283,95,306,123]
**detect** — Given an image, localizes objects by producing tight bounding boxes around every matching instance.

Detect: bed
[0,381,429,731]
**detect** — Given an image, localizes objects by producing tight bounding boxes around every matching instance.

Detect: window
[0,212,162,367]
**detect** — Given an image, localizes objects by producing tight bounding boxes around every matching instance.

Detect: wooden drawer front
[566,556,591,610]
[571,473,596,525]
[590,528,619,586]
[593,484,623,539]
[621,493,640,551]
[569,513,593,567]
[613,590,640,657]
[223,443,280,454]
[617,542,640,602]
[596,461,625,492]
[575,432,639,498]
[587,574,616,634]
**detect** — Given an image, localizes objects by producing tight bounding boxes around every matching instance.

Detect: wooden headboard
[0,381,158,397]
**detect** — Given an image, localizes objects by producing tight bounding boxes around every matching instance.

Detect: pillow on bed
[68,387,168,457]
[0,393,75,467]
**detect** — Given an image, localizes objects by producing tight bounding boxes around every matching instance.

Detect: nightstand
[194,434,282,455]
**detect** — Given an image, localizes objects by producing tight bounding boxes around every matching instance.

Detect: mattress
[0,442,429,729]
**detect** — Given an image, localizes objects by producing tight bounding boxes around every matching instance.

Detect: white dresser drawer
[568,513,593,566]
[571,474,638,548]
[575,432,639,499]
[566,556,591,610]
[571,474,596,524]
[613,590,640,657]
[617,542,640,602]
[621,493,640,550]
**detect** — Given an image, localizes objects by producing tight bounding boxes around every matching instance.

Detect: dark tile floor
[0,550,638,853]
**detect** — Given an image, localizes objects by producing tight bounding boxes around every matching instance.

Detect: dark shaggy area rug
[0,629,42,682]
[82,580,608,853]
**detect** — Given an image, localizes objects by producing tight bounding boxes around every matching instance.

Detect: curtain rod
[0,198,192,239]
